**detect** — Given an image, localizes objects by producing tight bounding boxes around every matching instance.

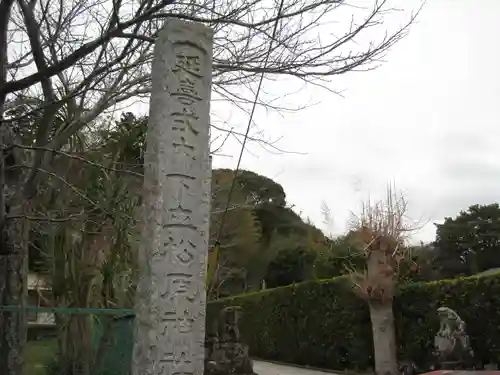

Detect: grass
[24,339,57,375]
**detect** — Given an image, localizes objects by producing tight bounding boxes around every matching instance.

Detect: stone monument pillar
[132,18,213,375]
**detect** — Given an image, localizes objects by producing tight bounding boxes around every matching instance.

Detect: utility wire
[213,0,286,250]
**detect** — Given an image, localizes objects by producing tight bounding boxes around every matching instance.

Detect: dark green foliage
[434,203,500,277]
[396,275,500,367]
[313,235,365,279]
[208,274,500,371]
[265,247,317,288]
[234,169,286,207]
[98,112,147,168]
[208,168,328,295]
[208,277,372,371]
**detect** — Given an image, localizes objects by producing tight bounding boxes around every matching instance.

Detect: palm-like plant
[34,129,141,375]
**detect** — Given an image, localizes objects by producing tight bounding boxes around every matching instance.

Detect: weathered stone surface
[204,307,256,375]
[434,307,475,369]
[132,18,213,375]
[399,359,418,375]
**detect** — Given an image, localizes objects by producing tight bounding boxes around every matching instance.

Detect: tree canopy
[434,203,500,277]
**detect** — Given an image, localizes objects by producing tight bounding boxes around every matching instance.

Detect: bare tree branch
[0,0,422,188]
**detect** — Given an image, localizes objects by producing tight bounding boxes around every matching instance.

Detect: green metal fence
[1,306,136,375]
[92,314,135,375]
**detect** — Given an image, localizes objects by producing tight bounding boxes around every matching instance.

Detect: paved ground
[254,360,337,375]
[252,364,500,375]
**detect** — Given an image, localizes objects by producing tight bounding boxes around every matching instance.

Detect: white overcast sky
[126,0,499,243]
[206,0,500,244]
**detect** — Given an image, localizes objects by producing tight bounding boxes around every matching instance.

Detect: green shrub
[208,276,372,371]
[207,274,500,371]
[396,275,500,367]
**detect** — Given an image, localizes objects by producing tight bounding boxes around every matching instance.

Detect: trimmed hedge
[207,274,500,371]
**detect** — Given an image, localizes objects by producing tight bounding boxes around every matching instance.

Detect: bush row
[207,274,500,371]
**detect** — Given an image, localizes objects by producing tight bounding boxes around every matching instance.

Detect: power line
[212,0,286,250]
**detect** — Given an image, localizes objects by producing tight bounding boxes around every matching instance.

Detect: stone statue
[205,306,256,375]
[219,306,242,342]
[434,307,474,368]
[398,359,417,375]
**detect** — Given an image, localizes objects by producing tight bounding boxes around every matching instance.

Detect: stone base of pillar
[205,305,257,375]
[205,336,256,375]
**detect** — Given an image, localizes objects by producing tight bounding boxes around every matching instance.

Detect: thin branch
[8,144,144,177]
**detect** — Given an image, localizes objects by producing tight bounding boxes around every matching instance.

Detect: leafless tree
[0,0,419,373]
[348,185,421,375]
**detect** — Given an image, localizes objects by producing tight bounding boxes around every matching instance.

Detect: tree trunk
[0,202,29,375]
[369,302,399,375]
